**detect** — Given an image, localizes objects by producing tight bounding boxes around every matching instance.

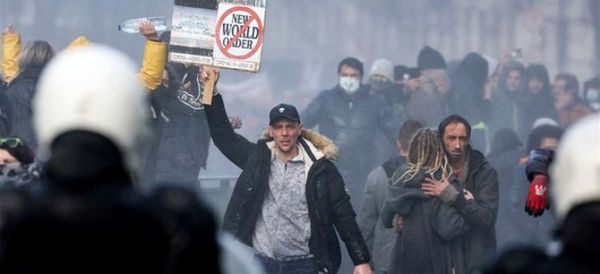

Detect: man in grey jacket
[422,114,499,274]
[357,120,424,274]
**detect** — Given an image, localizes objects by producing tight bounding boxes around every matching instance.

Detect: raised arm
[1,25,21,83]
[200,68,255,169]
[138,21,167,91]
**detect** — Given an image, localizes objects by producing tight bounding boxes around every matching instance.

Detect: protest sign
[213,3,266,72]
[169,0,218,65]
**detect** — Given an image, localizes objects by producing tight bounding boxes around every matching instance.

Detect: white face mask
[586,88,599,102]
[339,76,360,95]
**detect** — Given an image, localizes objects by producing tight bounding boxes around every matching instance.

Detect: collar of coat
[261,129,339,179]
[261,128,339,162]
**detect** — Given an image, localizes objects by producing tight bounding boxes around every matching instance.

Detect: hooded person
[448,52,489,151]
[417,46,447,71]
[488,61,527,142]
[143,30,213,186]
[486,128,522,166]
[517,64,558,142]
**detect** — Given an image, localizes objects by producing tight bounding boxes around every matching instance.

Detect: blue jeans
[255,254,321,274]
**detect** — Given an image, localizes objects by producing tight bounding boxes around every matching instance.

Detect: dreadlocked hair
[393,128,453,185]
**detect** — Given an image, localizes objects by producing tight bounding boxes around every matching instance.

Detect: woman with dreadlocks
[382,128,470,274]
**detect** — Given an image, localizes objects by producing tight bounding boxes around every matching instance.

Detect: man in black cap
[201,68,372,274]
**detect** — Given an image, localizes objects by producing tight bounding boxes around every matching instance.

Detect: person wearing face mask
[368,59,396,97]
[302,57,397,209]
[583,76,600,112]
[368,59,406,165]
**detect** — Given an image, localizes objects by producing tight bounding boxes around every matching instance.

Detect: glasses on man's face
[0,137,23,148]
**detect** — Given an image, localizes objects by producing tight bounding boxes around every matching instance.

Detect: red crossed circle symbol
[215,6,264,60]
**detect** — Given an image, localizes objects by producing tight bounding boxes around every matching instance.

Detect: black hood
[498,61,526,93]
[454,52,489,86]
[526,63,552,96]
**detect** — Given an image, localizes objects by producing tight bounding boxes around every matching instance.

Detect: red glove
[525,174,549,217]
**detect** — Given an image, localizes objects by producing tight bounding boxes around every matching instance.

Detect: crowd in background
[0,17,599,274]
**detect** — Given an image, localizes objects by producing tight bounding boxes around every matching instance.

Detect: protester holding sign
[200,67,373,274]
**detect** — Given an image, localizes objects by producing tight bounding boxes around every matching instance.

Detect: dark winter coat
[5,66,45,150]
[301,85,397,198]
[450,149,499,273]
[204,94,370,274]
[382,169,469,274]
[517,93,556,139]
[448,53,490,125]
[0,87,11,137]
[448,53,491,151]
[149,63,210,182]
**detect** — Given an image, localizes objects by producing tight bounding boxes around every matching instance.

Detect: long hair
[17,40,54,73]
[394,128,453,184]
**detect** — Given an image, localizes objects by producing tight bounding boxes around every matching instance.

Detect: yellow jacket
[1,33,166,91]
[138,40,167,91]
[1,33,20,82]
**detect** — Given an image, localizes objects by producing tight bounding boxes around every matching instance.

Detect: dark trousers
[255,254,320,274]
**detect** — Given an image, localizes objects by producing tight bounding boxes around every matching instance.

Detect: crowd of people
[0,19,599,274]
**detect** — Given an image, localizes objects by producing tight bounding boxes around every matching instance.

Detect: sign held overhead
[213,3,266,72]
[168,0,267,73]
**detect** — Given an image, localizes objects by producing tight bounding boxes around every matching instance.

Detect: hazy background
[1,0,599,214]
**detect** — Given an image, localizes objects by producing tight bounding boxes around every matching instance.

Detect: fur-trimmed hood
[260,128,339,160]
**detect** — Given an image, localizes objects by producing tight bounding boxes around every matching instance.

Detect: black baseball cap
[269,103,300,125]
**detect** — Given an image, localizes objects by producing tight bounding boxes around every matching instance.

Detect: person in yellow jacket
[1,22,166,91]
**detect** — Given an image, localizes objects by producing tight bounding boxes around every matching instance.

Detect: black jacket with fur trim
[204,94,370,273]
